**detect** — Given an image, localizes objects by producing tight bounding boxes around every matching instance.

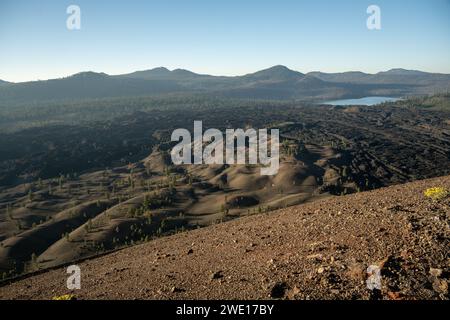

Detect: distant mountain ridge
[1,66,449,104]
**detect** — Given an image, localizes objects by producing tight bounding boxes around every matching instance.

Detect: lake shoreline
[322,96,402,106]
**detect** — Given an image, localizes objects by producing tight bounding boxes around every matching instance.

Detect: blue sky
[1,0,449,82]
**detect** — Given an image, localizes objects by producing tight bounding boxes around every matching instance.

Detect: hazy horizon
[2,65,450,84]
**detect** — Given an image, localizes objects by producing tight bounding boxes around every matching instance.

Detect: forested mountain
[1,66,449,104]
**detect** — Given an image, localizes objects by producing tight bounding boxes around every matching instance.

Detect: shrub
[424,187,449,200]
[52,294,75,300]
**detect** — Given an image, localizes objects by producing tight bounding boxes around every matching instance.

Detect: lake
[322,96,402,106]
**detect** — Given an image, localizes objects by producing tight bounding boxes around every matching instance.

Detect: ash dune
[0,143,345,273]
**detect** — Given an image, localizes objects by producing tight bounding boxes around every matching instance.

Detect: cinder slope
[0,176,448,300]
